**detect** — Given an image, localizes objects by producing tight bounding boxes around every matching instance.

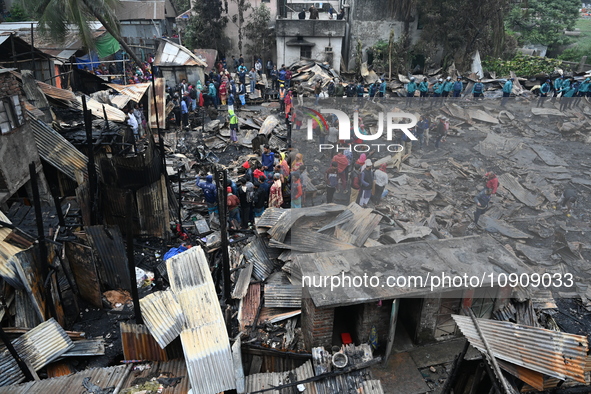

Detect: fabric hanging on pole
[96,33,121,58]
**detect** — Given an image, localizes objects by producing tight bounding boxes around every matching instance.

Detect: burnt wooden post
[49,184,66,228]
[82,96,98,225]
[0,326,35,381]
[178,167,183,232]
[214,166,231,303]
[29,162,57,320]
[125,192,143,324]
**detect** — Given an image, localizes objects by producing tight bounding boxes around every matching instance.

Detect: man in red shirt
[226,186,241,229]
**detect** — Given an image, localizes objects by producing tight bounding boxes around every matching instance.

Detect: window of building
[262,0,270,3]
[300,46,312,59]
[0,95,24,134]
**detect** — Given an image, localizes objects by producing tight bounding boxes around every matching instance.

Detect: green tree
[244,4,274,65]
[171,0,190,13]
[25,0,144,67]
[506,0,581,50]
[6,3,30,21]
[184,0,230,55]
[417,0,511,70]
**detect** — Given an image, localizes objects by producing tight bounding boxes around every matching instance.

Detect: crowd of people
[83,56,156,85]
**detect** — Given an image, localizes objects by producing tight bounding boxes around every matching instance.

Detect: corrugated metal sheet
[166,246,236,393]
[110,94,131,109]
[331,203,382,247]
[0,349,25,387]
[239,283,261,331]
[149,77,165,129]
[267,205,346,243]
[85,226,132,292]
[140,290,185,349]
[105,82,151,102]
[274,228,356,253]
[256,208,287,229]
[232,261,253,300]
[453,314,589,383]
[75,95,126,122]
[60,339,105,357]
[120,322,169,361]
[36,80,77,102]
[243,236,278,281]
[264,271,302,308]
[117,0,165,20]
[11,318,72,370]
[154,39,207,67]
[0,364,131,393]
[29,116,88,182]
[245,360,317,394]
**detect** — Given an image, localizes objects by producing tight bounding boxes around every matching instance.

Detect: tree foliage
[231,0,250,54]
[184,0,230,55]
[416,0,511,70]
[6,3,31,21]
[171,0,190,13]
[505,0,580,49]
[244,4,273,63]
[482,53,563,77]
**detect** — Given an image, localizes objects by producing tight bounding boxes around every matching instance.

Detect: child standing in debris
[470,188,492,229]
[229,109,239,144]
[269,173,283,208]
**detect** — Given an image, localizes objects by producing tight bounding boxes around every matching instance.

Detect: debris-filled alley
[1,46,591,394]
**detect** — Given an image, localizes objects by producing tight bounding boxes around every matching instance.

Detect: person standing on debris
[208,81,218,110]
[372,164,389,204]
[278,66,287,88]
[452,77,464,98]
[560,80,578,111]
[442,76,453,98]
[255,59,263,76]
[219,80,228,106]
[356,82,365,104]
[227,92,235,112]
[249,67,258,96]
[332,151,349,191]
[405,77,417,107]
[279,84,287,112]
[501,78,513,107]
[271,66,279,90]
[472,78,484,99]
[419,77,429,102]
[329,5,336,19]
[378,79,387,98]
[291,172,303,208]
[416,115,429,149]
[196,175,218,216]
[434,117,447,149]
[401,126,415,156]
[253,180,267,217]
[309,5,319,19]
[172,95,181,127]
[127,107,140,139]
[291,153,304,172]
[285,68,292,88]
[314,81,323,106]
[349,163,361,204]
[226,186,241,229]
[325,162,339,203]
[359,160,374,207]
[237,178,255,228]
[298,8,306,19]
[484,172,499,194]
[180,93,189,129]
[537,79,551,107]
[236,81,246,108]
[266,59,274,76]
[470,188,492,228]
[295,82,305,106]
[335,80,345,97]
[337,8,345,20]
[578,77,590,98]
[229,109,239,143]
[261,145,275,179]
[557,188,577,215]
[551,75,563,102]
[269,173,284,208]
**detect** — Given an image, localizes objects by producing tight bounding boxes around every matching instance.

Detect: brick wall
[302,289,335,350]
[0,72,23,100]
[354,300,393,346]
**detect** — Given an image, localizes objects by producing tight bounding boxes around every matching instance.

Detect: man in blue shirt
[442,76,453,98]
[551,76,563,102]
[419,77,429,102]
[472,78,484,99]
[180,93,189,129]
[469,188,492,228]
[378,80,387,98]
[579,78,591,98]
[208,82,218,109]
[430,78,444,108]
[196,174,218,215]
[501,78,513,107]
[261,145,275,179]
[537,79,551,107]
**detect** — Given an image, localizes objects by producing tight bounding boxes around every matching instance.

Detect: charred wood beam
[82,96,98,226]
[126,191,143,324]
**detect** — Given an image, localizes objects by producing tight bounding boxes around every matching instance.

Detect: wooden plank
[149,77,166,129]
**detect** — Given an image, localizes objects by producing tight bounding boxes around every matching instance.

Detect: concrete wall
[276,36,342,69]
[224,0,278,67]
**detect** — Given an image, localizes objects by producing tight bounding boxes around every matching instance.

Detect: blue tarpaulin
[75,52,100,70]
